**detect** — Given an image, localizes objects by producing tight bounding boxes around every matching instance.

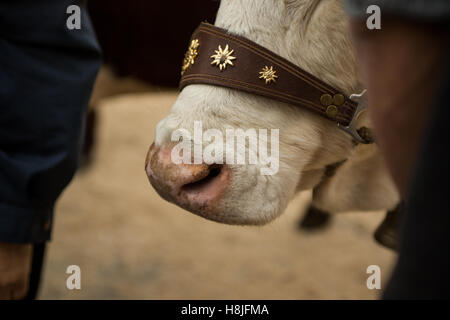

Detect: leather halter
[180,22,372,144]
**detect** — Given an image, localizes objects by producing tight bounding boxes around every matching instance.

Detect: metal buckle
[337,90,369,144]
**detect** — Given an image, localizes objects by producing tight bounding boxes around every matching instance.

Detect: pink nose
[145,143,231,216]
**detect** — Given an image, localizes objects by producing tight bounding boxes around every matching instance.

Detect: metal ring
[337,90,373,144]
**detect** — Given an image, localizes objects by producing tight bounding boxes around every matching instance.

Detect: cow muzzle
[145,143,231,218]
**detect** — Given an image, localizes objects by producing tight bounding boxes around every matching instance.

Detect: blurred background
[38,0,395,299]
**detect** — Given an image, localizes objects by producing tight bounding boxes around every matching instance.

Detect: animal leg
[298,205,332,231]
[374,202,404,251]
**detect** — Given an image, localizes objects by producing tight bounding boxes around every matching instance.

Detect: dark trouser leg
[0,0,101,243]
[80,108,98,168]
[384,40,450,298]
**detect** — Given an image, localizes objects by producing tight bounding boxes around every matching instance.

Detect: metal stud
[333,94,345,106]
[320,94,333,106]
[326,105,338,118]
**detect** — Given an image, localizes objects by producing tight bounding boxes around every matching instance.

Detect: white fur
[153,0,399,224]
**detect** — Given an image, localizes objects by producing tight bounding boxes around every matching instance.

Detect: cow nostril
[181,164,223,193]
[207,165,222,178]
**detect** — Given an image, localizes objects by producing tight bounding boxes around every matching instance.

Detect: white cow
[146,0,399,225]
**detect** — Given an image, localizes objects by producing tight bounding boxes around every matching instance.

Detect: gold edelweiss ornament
[181,39,200,75]
[210,44,236,71]
[259,66,278,84]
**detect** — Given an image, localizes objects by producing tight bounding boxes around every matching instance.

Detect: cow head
[146,0,363,225]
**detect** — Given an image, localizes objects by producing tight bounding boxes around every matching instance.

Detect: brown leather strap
[180,23,358,127]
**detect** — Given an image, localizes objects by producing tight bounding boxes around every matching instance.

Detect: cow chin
[202,165,294,226]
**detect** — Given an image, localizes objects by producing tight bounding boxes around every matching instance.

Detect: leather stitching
[199,23,348,96]
[181,74,351,124]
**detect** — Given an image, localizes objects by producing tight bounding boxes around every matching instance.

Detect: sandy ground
[38,90,396,300]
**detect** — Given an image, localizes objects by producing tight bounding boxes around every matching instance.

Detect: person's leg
[347,9,450,298]
[0,0,100,299]
[383,48,450,298]
[0,243,32,299]
[24,243,47,300]
[348,18,449,197]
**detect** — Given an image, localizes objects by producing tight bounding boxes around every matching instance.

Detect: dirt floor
[38,89,396,300]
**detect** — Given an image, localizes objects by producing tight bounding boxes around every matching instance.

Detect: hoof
[298,206,332,231]
[374,203,403,251]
